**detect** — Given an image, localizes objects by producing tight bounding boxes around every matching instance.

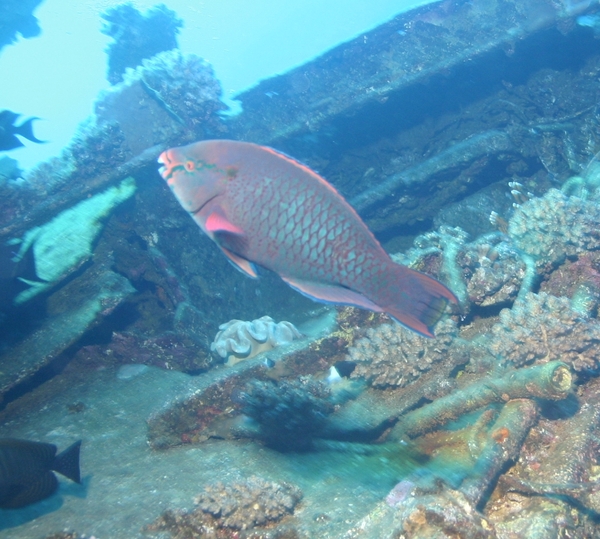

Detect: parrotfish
[158,140,457,337]
[0,438,81,508]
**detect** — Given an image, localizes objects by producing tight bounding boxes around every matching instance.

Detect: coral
[398,225,470,305]
[211,316,302,366]
[508,189,600,270]
[458,235,526,307]
[18,121,130,202]
[486,292,600,372]
[195,476,302,529]
[64,121,130,181]
[149,476,302,536]
[101,3,183,85]
[347,318,457,389]
[239,377,334,451]
[133,50,227,136]
[540,252,600,317]
[398,226,530,311]
[21,156,75,199]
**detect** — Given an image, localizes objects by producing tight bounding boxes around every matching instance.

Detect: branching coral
[541,252,600,317]
[347,318,457,389]
[398,225,470,305]
[458,236,526,307]
[508,189,600,270]
[398,227,525,310]
[210,316,302,365]
[487,292,600,372]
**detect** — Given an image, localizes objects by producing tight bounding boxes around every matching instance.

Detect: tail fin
[383,266,458,338]
[53,440,81,484]
[15,117,44,144]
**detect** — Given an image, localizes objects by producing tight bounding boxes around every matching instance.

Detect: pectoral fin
[204,210,256,277]
[219,246,258,278]
[205,211,245,236]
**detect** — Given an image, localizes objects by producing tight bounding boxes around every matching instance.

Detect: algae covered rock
[11,177,136,304]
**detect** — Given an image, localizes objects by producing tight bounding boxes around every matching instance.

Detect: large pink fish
[158,140,457,337]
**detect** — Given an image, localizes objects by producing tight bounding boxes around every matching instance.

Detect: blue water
[0,0,423,170]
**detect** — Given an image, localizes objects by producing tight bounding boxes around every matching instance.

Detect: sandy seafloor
[0,360,397,538]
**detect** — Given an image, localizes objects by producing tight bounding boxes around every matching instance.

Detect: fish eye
[185,160,195,172]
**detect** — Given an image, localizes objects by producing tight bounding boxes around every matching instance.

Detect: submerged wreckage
[2,1,600,537]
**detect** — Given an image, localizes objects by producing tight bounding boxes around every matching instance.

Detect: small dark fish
[263,356,276,369]
[0,240,39,319]
[0,110,44,151]
[332,360,356,378]
[0,438,81,508]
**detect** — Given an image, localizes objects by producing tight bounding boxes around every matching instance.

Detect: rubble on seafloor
[5,1,600,538]
[147,475,303,537]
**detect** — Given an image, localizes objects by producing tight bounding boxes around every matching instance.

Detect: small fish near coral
[0,438,81,508]
[0,110,44,151]
[158,140,457,337]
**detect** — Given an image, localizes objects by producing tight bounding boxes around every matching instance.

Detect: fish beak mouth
[157,151,168,179]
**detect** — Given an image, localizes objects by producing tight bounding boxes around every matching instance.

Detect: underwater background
[2,0,600,538]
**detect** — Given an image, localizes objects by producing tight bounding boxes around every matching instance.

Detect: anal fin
[281,276,382,311]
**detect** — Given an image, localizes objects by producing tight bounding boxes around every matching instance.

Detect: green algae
[12,177,136,303]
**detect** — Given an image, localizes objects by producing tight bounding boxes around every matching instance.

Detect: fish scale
[158,139,458,337]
